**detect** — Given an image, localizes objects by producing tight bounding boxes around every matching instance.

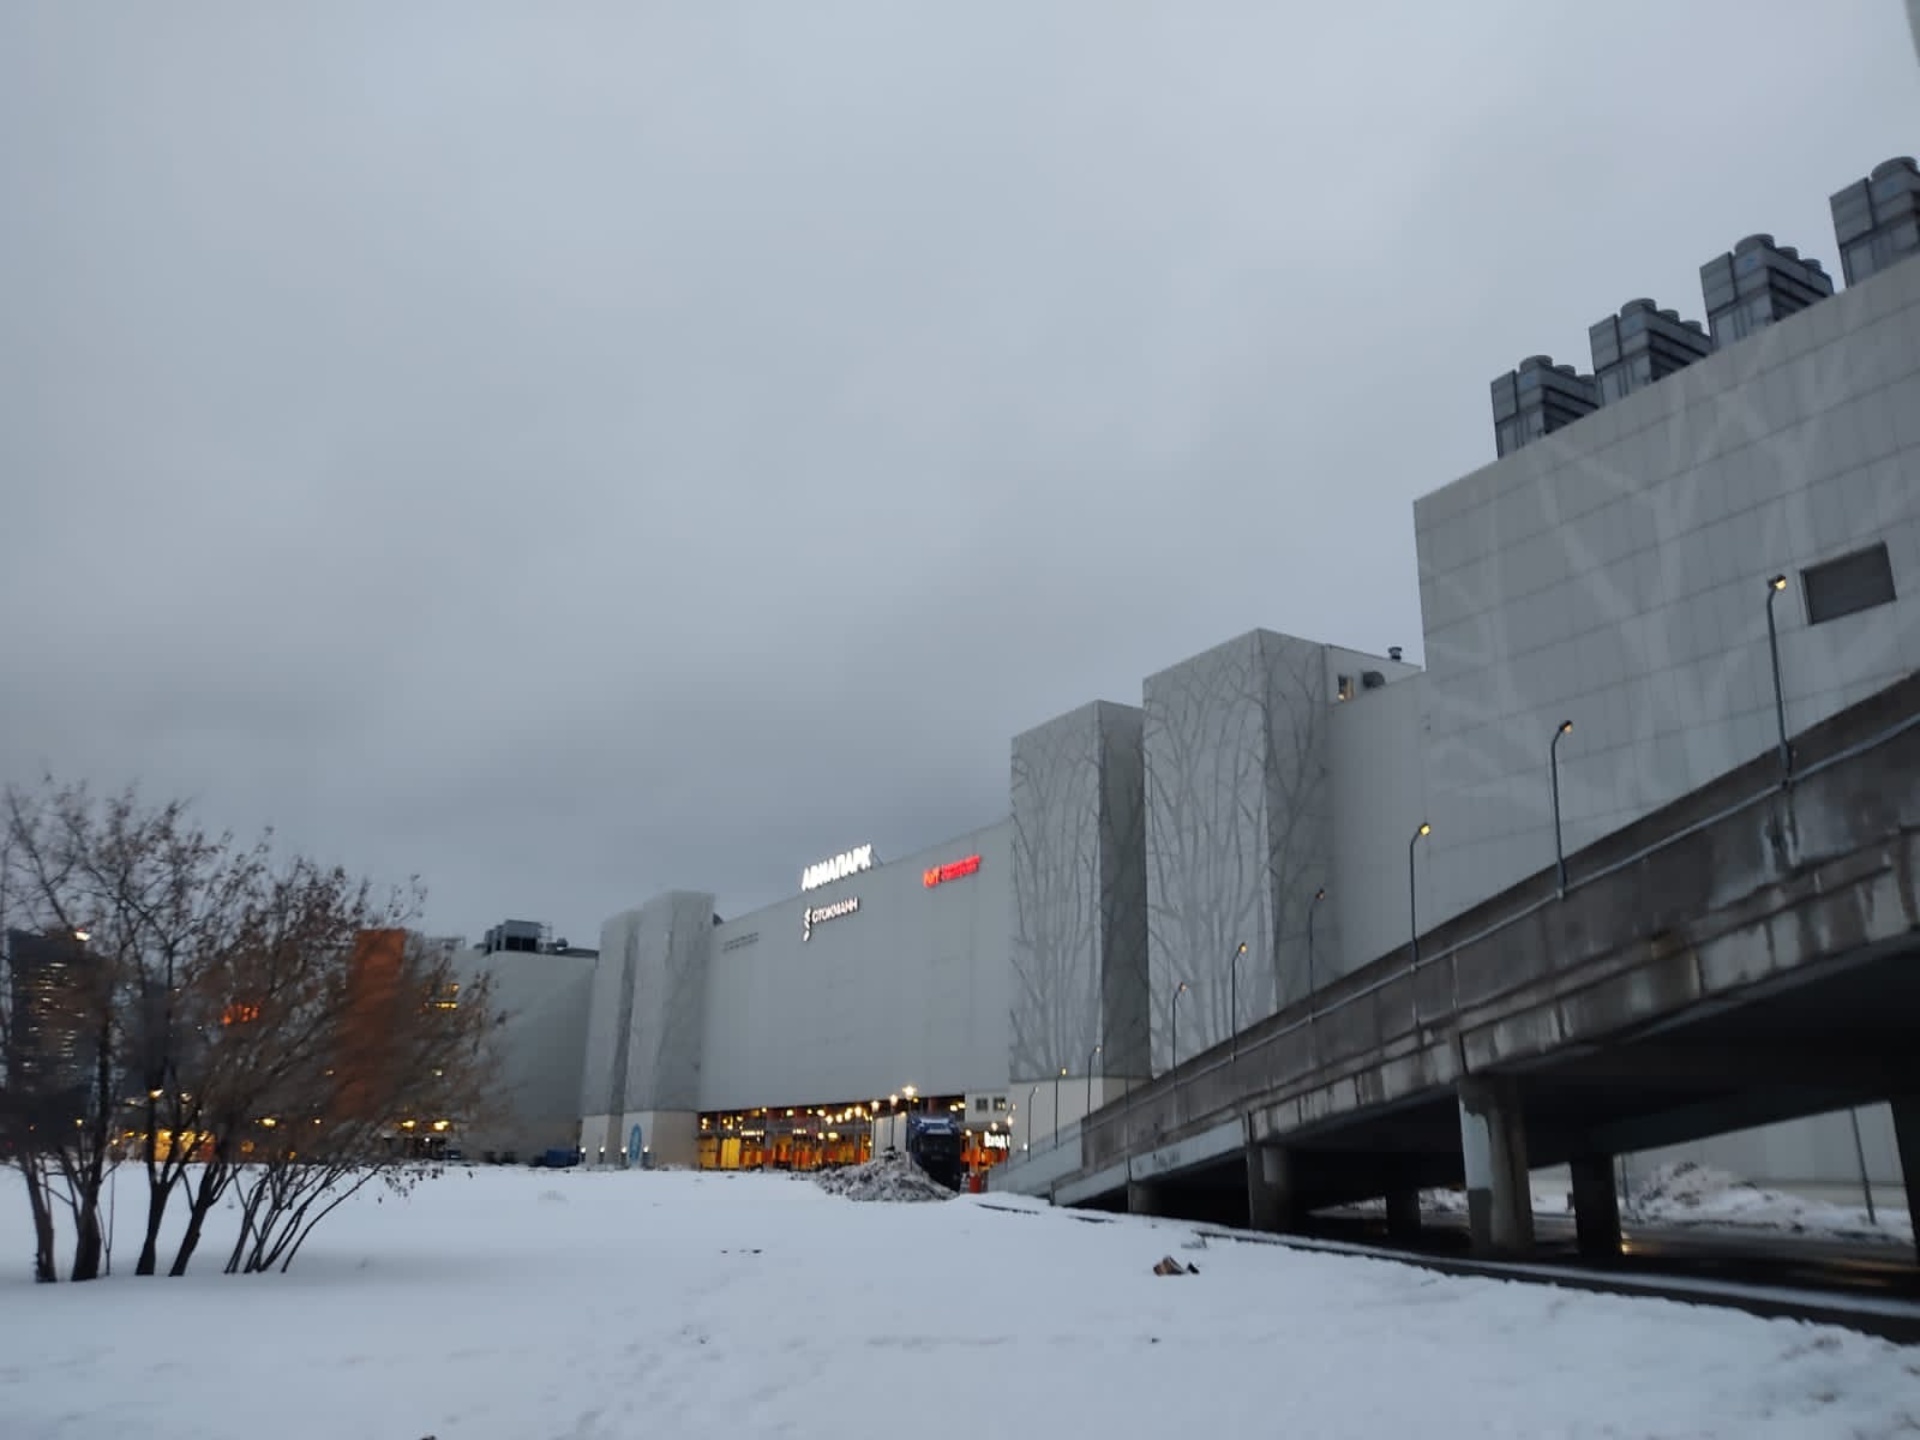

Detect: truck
[904,1113,965,1190]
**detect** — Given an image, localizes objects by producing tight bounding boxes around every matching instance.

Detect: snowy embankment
[2,1166,1917,1440]
[1365,1161,1911,1246]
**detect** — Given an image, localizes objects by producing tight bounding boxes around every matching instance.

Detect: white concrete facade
[1394,240,1920,1190]
[454,944,595,1162]
[1415,256,1919,935]
[578,824,1014,1167]
[699,821,1013,1115]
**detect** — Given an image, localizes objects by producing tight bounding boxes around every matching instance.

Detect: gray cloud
[3,0,1914,939]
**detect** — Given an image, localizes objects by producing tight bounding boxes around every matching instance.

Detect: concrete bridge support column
[1245,1145,1300,1233]
[1569,1154,1622,1258]
[1127,1179,1168,1218]
[1892,1097,1920,1259]
[1458,1076,1533,1258]
[1384,1186,1422,1241]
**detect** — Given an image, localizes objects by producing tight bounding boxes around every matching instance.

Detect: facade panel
[1326,671,1429,976]
[1009,702,1148,1092]
[695,821,1012,1115]
[1141,631,1339,1073]
[1414,256,1920,933]
[455,946,594,1161]
[580,890,715,1162]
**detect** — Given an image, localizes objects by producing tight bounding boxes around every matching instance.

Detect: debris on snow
[1152,1256,1199,1276]
[812,1153,954,1204]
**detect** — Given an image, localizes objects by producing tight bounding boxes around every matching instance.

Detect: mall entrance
[697,1094,1013,1180]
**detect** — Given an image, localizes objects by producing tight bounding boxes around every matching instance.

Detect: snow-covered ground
[3,1166,1918,1440]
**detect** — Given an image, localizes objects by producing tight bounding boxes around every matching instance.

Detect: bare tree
[2,776,495,1284]
[0,780,148,1281]
[221,930,491,1275]
[167,862,442,1276]
[1,839,63,1282]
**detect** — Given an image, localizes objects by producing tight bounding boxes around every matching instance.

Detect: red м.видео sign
[922,854,982,889]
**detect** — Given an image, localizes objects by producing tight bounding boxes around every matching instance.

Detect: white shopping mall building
[474,153,1920,1199]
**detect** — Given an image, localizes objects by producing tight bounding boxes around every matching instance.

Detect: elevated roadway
[994,673,1920,1263]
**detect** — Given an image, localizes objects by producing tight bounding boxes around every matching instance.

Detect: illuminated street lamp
[1229,942,1249,1059]
[1408,823,1431,968]
[1551,720,1574,897]
[1765,575,1791,783]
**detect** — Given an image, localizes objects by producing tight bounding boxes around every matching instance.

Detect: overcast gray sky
[3,2,1914,943]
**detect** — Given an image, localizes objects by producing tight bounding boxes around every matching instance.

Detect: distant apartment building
[3,928,99,1119]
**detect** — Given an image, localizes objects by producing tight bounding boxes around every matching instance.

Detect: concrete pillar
[1127,1179,1167,1218]
[1569,1153,1622,1259]
[1384,1185,1421,1241]
[1245,1145,1299,1233]
[1891,1097,1920,1259]
[1457,1075,1534,1258]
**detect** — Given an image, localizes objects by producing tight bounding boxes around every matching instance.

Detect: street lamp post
[1052,1067,1067,1148]
[1025,1083,1040,1155]
[1408,823,1431,969]
[1169,981,1189,1122]
[1306,888,1326,1010]
[1551,720,1574,897]
[1170,981,1189,1070]
[1849,1107,1878,1225]
[1766,574,1791,784]
[1229,942,1248,1059]
[1085,1043,1101,1132]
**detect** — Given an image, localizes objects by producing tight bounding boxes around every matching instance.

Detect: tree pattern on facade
[589,890,715,1114]
[1009,703,1148,1083]
[1419,288,1913,931]
[1098,710,1149,1081]
[1144,631,1330,1074]
[580,916,637,1120]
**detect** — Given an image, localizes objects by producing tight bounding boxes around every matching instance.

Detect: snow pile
[1625,1161,1911,1243]
[812,1153,954,1203]
[1631,1161,1755,1212]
